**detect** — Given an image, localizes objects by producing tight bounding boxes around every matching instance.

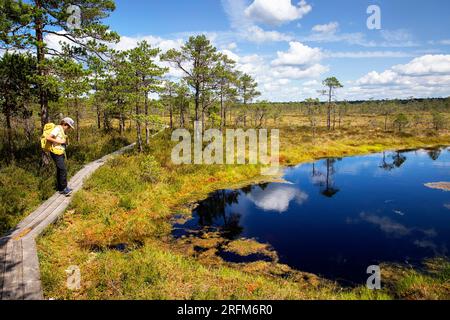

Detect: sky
[69,0,450,101]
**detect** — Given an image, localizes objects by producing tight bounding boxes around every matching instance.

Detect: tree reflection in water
[426,148,441,161]
[380,151,408,171]
[311,158,341,198]
[194,189,245,239]
[393,152,407,168]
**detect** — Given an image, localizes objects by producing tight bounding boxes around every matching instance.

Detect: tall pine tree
[0,0,119,130]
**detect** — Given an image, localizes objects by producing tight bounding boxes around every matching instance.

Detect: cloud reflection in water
[247,184,308,213]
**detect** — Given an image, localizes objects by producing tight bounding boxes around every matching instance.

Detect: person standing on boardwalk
[46,118,75,196]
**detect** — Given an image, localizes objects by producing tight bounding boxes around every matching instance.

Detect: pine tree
[87,56,107,130]
[214,54,238,130]
[322,77,343,130]
[128,41,167,150]
[52,57,90,142]
[0,0,119,130]
[161,35,220,123]
[238,73,260,127]
[0,53,36,163]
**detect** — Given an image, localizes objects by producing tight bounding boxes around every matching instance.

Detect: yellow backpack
[41,123,65,155]
[41,123,55,153]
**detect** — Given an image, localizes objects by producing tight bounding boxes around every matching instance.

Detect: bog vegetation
[1,0,449,299]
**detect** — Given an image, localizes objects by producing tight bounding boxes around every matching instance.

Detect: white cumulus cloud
[356,70,402,86]
[392,54,450,76]
[347,54,450,100]
[357,55,450,86]
[272,41,323,66]
[268,42,328,81]
[245,0,312,26]
[221,0,294,43]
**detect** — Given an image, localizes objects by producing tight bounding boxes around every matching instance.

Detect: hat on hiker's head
[62,117,75,129]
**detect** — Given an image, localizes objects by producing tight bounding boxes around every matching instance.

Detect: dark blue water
[173,148,450,285]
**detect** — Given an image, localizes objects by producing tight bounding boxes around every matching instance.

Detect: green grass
[380,259,450,299]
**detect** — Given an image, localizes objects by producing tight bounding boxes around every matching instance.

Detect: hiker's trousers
[51,153,67,192]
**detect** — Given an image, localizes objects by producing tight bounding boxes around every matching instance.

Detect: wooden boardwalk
[0,144,135,300]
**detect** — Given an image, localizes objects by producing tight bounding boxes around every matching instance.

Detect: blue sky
[102,0,450,101]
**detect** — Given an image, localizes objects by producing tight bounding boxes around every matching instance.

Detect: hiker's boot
[62,188,73,197]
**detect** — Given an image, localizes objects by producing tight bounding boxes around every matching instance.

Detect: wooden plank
[21,239,43,300]
[69,165,96,190]
[71,163,104,192]
[2,240,24,300]
[14,194,63,235]
[0,239,8,300]
[27,195,72,240]
[13,164,93,235]
[13,169,87,236]
[13,196,66,239]
[7,194,60,238]
[2,240,14,300]
[71,166,93,191]
[24,162,110,239]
